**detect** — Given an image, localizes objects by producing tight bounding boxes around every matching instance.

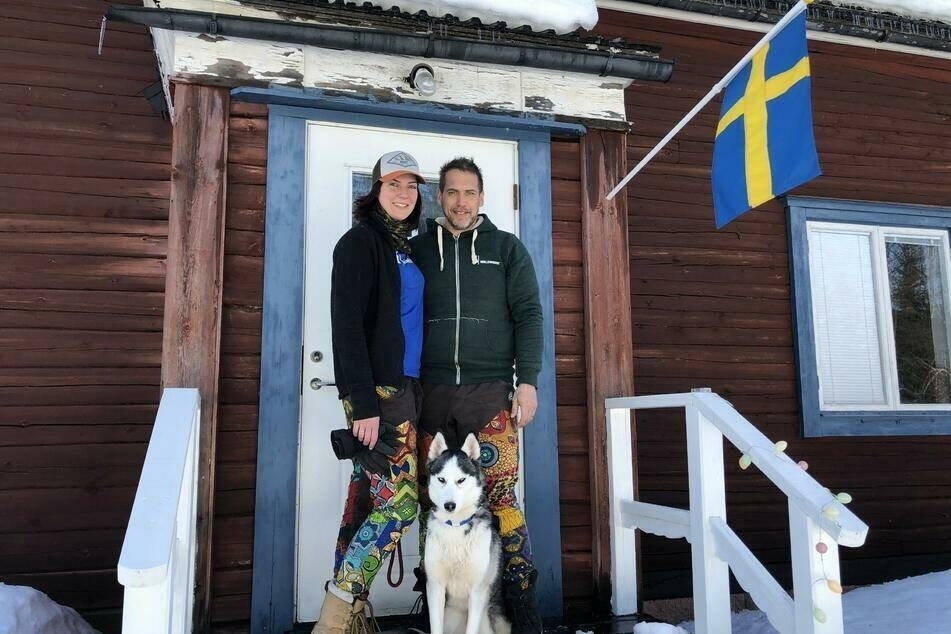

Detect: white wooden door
[297,122,521,621]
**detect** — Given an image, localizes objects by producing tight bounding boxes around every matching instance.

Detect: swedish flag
[712,11,821,228]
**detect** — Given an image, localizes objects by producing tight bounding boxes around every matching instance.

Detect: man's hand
[510,383,538,428]
[352,416,380,449]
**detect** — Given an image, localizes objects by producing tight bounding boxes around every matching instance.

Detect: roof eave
[107,4,674,81]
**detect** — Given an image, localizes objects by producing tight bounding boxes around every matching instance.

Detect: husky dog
[425,432,511,634]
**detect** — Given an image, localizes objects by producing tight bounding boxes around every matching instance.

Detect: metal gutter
[106,4,673,82]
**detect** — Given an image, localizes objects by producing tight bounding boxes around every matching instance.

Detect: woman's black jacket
[330,220,405,420]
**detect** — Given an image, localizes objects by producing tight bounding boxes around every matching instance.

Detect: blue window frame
[789,197,951,437]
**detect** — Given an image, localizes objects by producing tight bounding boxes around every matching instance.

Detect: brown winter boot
[312,585,374,634]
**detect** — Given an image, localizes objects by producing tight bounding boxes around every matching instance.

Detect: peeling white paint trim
[145,0,175,117]
[176,34,305,85]
[164,31,633,121]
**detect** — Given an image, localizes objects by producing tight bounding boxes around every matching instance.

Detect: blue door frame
[240,87,583,632]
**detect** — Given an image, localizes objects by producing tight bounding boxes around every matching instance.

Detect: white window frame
[807,221,951,412]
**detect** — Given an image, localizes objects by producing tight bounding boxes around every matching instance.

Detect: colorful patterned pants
[418,409,536,588]
[332,385,420,596]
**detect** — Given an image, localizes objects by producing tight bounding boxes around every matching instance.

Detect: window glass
[885,235,951,404]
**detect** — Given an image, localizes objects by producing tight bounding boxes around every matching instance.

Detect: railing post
[789,500,844,633]
[685,402,732,634]
[118,388,201,634]
[606,406,638,615]
[173,405,200,631]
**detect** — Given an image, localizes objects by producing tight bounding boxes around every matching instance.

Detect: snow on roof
[828,0,951,23]
[358,1,951,36]
[366,0,599,33]
[622,0,951,52]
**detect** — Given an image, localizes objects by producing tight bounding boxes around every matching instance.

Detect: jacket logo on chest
[476,259,501,266]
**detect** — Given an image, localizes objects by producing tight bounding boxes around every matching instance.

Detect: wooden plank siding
[591,8,951,602]
[580,131,637,612]
[0,1,171,632]
[550,138,596,614]
[209,99,269,631]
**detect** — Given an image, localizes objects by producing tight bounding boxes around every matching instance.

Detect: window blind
[808,227,887,406]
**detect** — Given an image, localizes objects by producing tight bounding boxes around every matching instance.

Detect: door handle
[310,378,336,390]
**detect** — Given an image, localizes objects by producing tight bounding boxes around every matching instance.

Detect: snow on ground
[632,624,688,634]
[633,568,951,634]
[0,584,99,634]
[2,568,951,634]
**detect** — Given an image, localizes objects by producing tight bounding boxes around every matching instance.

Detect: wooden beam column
[161,83,229,632]
[580,130,638,613]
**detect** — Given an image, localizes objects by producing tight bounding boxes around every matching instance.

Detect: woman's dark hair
[353,178,423,227]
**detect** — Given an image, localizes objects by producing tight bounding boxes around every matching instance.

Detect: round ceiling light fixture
[408,64,437,97]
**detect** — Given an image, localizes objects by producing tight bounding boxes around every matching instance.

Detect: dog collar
[444,514,476,527]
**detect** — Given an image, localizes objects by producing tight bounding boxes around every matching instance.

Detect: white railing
[118,388,201,634]
[606,391,869,634]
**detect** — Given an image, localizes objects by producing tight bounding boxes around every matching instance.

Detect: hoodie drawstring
[434,216,483,271]
[437,224,445,272]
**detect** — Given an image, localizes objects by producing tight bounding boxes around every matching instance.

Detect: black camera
[330,428,361,460]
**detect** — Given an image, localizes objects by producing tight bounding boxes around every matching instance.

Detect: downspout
[106,4,673,82]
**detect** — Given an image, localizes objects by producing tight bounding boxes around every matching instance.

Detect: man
[409,157,544,633]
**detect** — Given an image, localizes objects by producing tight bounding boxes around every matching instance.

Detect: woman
[314,150,426,634]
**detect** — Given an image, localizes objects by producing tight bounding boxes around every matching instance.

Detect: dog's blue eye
[456,477,465,485]
[437,477,446,484]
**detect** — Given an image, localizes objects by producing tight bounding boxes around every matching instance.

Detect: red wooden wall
[209,100,269,629]
[550,139,592,611]
[0,1,171,630]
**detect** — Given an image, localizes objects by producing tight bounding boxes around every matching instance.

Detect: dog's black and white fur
[424,432,511,634]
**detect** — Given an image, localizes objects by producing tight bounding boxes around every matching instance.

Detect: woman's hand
[352,416,380,449]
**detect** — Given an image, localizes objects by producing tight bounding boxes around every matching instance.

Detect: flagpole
[605,0,813,201]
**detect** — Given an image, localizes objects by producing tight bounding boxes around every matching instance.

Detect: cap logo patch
[386,152,418,169]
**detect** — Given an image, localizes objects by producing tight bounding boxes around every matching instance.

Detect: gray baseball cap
[371,150,426,183]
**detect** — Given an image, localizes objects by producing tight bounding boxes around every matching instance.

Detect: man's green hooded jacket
[409,214,543,387]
